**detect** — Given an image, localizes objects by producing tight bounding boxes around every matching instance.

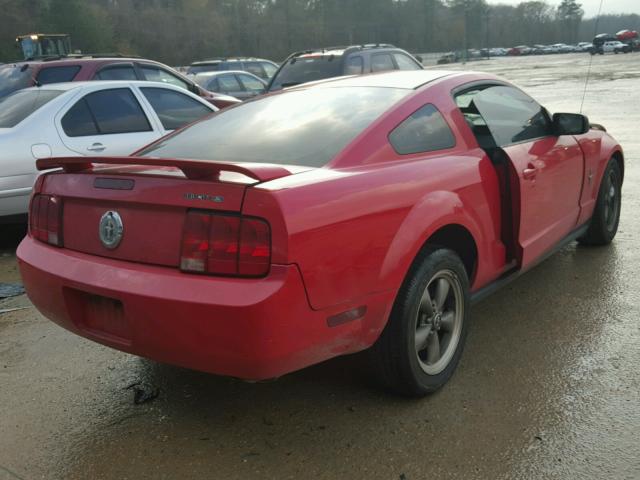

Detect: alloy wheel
[414,269,464,375]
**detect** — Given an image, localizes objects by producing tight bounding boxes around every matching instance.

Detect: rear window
[37,66,81,85]
[140,86,408,167]
[0,89,62,128]
[0,65,33,98]
[269,55,343,91]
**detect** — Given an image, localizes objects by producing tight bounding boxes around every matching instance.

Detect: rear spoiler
[36,156,295,183]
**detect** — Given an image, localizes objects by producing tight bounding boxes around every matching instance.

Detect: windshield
[0,65,33,99]
[0,89,63,128]
[269,55,343,91]
[140,86,408,167]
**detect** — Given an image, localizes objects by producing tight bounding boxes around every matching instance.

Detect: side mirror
[553,113,590,136]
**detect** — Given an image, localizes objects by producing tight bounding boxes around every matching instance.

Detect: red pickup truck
[18,71,623,396]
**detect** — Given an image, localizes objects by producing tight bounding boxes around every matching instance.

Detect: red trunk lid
[36,157,300,268]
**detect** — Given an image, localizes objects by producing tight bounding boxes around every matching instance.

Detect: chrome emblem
[99,211,123,249]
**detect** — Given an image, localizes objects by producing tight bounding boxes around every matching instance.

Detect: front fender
[576,131,624,224]
[599,134,624,184]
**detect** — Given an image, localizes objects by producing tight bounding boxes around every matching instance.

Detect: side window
[344,56,364,75]
[471,85,552,146]
[61,99,99,137]
[37,66,81,85]
[389,104,456,155]
[205,78,219,92]
[141,87,212,130]
[62,88,151,136]
[455,89,495,150]
[140,66,189,90]
[393,53,421,70]
[95,65,137,80]
[245,62,267,80]
[371,53,395,72]
[238,74,265,92]
[262,62,277,79]
[217,74,243,93]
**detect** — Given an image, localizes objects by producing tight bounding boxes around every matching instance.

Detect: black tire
[578,159,622,246]
[370,248,470,396]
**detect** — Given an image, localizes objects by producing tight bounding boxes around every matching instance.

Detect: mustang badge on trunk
[99,211,124,249]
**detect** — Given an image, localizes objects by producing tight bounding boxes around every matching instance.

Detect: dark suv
[267,44,423,92]
[186,58,279,81]
[0,56,240,108]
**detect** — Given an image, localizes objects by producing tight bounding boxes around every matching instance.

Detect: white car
[0,81,216,220]
[578,42,593,52]
[602,41,631,54]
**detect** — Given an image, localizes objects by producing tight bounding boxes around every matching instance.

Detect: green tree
[47,0,114,53]
[557,0,584,43]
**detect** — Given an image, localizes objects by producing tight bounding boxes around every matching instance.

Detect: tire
[578,159,622,246]
[370,248,470,396]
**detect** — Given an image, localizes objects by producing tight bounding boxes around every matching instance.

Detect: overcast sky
[486,0,640,18]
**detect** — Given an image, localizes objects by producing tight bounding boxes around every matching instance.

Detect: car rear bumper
[18,236,380,380]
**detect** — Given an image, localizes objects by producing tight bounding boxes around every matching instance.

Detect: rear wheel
[578,159,622,246]
[371,248,470,396]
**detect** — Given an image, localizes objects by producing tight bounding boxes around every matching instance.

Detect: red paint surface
[18,72,623,379]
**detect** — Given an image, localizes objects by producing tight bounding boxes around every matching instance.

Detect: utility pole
[485,9,490,59]
[462,0,469,64]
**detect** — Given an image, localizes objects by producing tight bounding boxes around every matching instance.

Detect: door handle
[87,143,106,152]
[523,164,537,180]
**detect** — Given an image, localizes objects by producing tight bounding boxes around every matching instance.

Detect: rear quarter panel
[246,77,507,311]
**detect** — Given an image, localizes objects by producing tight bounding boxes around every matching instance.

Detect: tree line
[1,0,639,65]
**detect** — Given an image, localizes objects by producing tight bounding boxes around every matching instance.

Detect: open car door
[460,84,584,269]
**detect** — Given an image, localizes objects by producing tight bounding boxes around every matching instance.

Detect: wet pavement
[1,53,639,479]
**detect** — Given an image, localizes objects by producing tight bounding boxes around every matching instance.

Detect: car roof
[191,58,273,66]
[194,70,259,78]
[300,70,458,90]
[292,44,399,58]
[19,80,195,93]
[8,56,160,68]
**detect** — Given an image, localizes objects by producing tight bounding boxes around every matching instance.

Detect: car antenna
[580,0,605,113]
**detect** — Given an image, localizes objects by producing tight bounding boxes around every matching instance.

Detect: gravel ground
[1,53,639,480]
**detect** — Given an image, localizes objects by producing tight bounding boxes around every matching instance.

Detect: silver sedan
[193,71,267,100]
[0,80,216,220]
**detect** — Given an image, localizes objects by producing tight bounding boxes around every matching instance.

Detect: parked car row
[503,43,592,56]
[0,43,424,221]
[437,37,638,64]
[492,31,639,57]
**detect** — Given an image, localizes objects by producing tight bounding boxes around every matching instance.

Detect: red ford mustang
[17,70,623,396]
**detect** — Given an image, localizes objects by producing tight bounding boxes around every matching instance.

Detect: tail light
[180,211,271,277]
[29,194,63,247]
